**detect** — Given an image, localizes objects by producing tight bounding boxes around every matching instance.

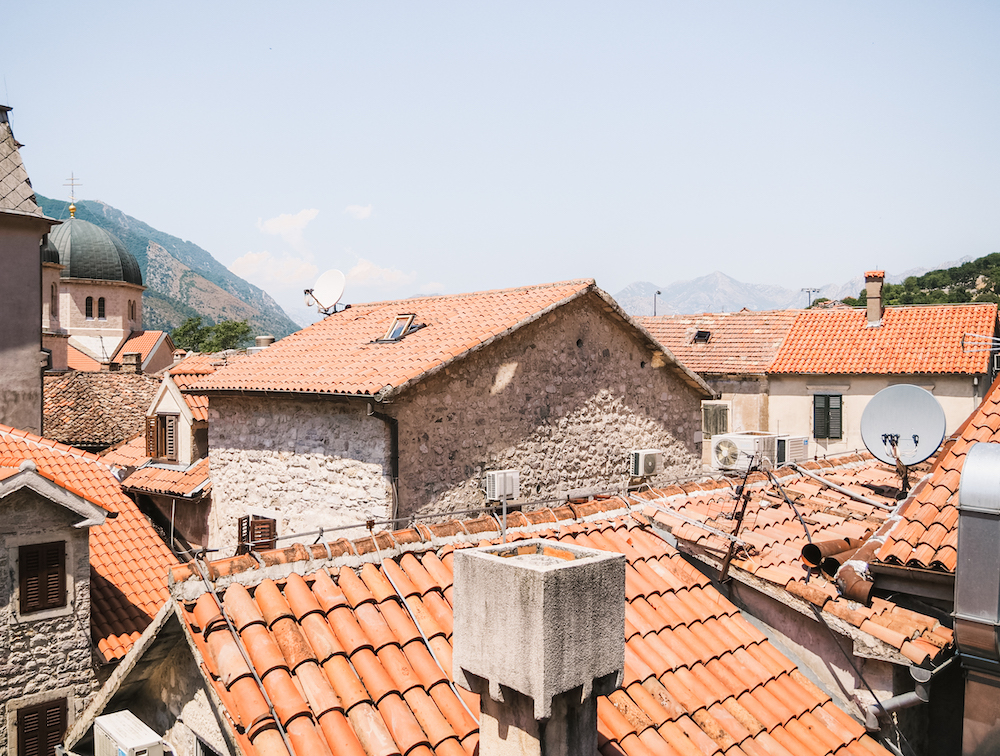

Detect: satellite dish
[305,269,346,314]
[861,384,946,467]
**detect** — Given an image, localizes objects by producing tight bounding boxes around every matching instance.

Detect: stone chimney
[121,352,142,374]
[865,270,885,327]
[453,540,625,756]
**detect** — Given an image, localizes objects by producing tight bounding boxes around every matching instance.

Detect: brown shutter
[165,415,177,461]
[251,517,277,551]
[19,543,66,614]
[146,416,158,458]
[17,699,66,756]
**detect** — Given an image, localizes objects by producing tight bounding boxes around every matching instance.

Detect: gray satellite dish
[305,269,346,314]
[861,384,946,467]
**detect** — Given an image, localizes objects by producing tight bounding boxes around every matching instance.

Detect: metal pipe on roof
[821,547,861,578]
[801,536,866,567]
[790,463,895,510]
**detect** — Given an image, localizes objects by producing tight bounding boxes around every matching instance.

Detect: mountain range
[37,195,300,339]
[614,259,975,317]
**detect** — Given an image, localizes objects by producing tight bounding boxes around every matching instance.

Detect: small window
[146,414,179,462]
[693,330,711,344]
[382,314,415,342]
[17,698,67,756]
[237,515,277,554]
[19,542,66,614]
[702,402,729,438]
[50,284,58,319]
[85,296,93,319]
[813,394,843,439]
[98,297,106,320]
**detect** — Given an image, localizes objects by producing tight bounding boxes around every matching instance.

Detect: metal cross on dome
[63,172,82,203]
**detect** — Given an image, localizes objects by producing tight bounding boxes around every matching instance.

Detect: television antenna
[304,269,346,315]
[860,384,946,496]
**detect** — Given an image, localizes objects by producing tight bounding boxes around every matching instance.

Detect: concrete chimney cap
[452,538,626,720]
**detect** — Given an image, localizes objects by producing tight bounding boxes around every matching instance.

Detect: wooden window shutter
[828,395,843,439]
[251,517,277,551]
[146,416,158,458]
[813,395,829,439]
[165,415,178,461]
[237,516,250,555]
[19,542,66,614]
[17,699,67,756]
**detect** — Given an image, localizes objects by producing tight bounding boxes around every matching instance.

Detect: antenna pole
[719,454,756,582]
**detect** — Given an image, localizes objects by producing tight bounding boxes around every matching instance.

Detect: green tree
[171,317,253,352]
[171,316,208,351]
[202,320,253,352]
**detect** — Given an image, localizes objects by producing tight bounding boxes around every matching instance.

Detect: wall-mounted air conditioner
[776,435,809,466]
[94,711,164,756]
[486,469,519,501]
[629,449,663,477]
[711,432,778,471]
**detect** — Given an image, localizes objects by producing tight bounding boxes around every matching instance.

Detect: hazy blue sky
[4,2,999,321]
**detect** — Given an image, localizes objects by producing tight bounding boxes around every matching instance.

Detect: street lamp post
[653,290,661,316]
[801,287,820,307]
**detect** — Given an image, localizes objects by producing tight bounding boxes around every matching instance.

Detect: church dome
[49,217,142,286]
[40,233,60,264]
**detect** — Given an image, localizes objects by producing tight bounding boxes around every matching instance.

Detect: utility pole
[801,287,820,307]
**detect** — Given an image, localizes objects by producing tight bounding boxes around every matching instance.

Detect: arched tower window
[85,297,93,319]
[98,297,106,320]
[50,284,58,319]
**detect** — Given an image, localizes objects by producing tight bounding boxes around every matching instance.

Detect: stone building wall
[0,488,98,756]
[208,397,392,554]
[390,294,704,518]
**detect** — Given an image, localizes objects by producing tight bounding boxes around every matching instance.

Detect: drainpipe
[866,657,953,732]
[367,402,399,522]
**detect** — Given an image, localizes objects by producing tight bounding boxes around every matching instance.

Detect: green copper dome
[40,233,60,264]
[49,218,142,286]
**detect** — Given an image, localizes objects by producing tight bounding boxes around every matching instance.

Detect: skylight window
[693,330,711,344]
[382,314,415,342]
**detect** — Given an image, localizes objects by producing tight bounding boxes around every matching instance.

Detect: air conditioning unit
[486,469,519,501]
[95,711,164,756]
[629,449,663,477]
[776,435,809,466]
[711,432,778,471]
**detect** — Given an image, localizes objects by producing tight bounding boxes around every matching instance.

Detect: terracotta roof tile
[122,457,210,497]
[43,371,159,451]
[638,310,800,375]
[192,280,708,398]
[769,304,997,374]
[66,344,103,371]
[875,374,1000,573]
[172,505,890,756]
[109,330,173,366]
[0,423,178,660]
[637,454,949,662]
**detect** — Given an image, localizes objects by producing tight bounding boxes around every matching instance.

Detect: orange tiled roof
[67,344,102,371]
[109,330,173,366]
[123,458,210,498]
[769,304,997,375]
[193,280,708,397]
[638,454,951,667]
[874,375,1000,573]
[169,351,247,420]
[0,424,179,661]
[43,371,160,451]
[171,503,890,756]
[100,434,150,467]
[638,310,800,375]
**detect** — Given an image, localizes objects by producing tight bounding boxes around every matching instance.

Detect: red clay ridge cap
[169,503,637,599]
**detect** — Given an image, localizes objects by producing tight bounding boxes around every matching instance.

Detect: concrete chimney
[247,334,276,356]
[865,270,885,327]
[453,539,625,756]
[121,352,142,374]
[172,349,186,364]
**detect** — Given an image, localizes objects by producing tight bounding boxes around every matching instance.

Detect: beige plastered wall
[701,375,770,465]
[59,278,143,359]
[767,373,983,457]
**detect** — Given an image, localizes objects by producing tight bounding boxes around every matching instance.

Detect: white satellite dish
[861,384,946,468]
[305,269,346,315]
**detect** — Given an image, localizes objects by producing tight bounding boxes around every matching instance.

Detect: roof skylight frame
[380,313,416,342]
[693,330,711,344]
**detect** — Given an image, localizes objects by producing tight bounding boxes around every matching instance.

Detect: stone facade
[391,296,703,517]
[207,294,704,552]
[59,278,143,361]
[208,397,392,553]
[0,488,98,756]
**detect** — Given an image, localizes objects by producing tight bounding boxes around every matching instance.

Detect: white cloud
[345,204,373,220]
[230,250,319,288]
[256,208,319,247]
[347,258,416,288]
